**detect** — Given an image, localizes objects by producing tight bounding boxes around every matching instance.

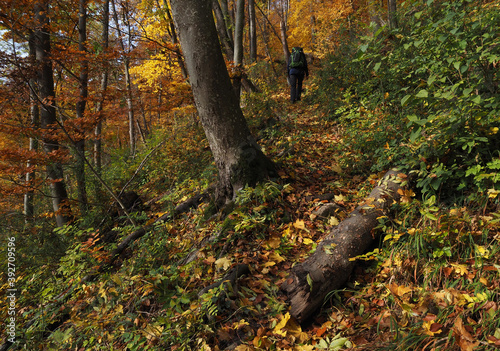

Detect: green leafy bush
[317,0,500,204]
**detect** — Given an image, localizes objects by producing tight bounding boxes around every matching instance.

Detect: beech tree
[34,0,72,226]
[169,0,275,205]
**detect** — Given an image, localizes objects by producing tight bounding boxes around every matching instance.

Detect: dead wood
[281,169,406,323]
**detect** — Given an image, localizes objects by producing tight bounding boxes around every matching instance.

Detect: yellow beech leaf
[475,245,490,258]
[293,219,306,230]
[328,217,339,226]
[266,236,281,249]
[285,317,308,343]
[334,194,346,202]
[303,238,314,245]
[282,226,292,237]
[273,313,291,336]
[422,320,443,336]
[387,283,413,297]
[234,345,252,351]
[269,252,285,263]
[262,261,276,268]
[215,257,232,270]
[452,263,468,276]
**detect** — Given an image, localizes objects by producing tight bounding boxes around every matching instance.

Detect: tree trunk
[232,0,245,100]
[25,33,39,223]
[212,0,234,59]
[75,0,89,215]
[169,0,275,206]
[35,1,72,226]
[388,0,398,29]
[112,0,135,156]
[248,0,257,62]
[94,0,109,189]
[163,0,188,79]
[219,0,234,46]
[279,0,290,77]
[282,169,406,323]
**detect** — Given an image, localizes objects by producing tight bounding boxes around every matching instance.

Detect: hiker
[287,47,309,103]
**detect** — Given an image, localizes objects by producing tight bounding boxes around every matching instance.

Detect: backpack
[289,47,305,68]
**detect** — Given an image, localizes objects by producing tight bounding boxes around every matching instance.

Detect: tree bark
[25,33,39,223]
[169,0,275,206]
[388,0,398,29]
[163,0,188,79]
[248,0,257,62]
[112,0,136,156]
[232,0,245,100]
[94,0,110,192]
[35,1,72,226]
[212,0,234,59]
[75,0,89,215]
[282,169,406,323]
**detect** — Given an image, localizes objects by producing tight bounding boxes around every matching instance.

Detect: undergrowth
[1,0,499,350]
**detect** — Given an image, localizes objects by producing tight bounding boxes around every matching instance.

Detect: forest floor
[12,74,500,351]
[112,82,498,350]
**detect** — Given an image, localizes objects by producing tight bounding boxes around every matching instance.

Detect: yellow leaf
[487,188,500,199]
[422,320,442,336]
[282,226,292,237]
[303,238,314,245]
[331,164,342,174]
[266,236,281,249]
[269,252,285,263]
[262,261,276,268]
[328,217,339,226]
[334,194,346,202]
[111,274,122,286]
[114,304,124,314]
[452,263,468,276]
[233,319,249,329]
[215,257,232,270]
[475,245,490,259]
[387,283,413,297]
[273,313,291,336]
[293,219,306,230]
[142,324,164,340]
[294,346,314,351]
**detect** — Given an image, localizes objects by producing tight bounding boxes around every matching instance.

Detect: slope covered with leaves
[1,0,499,350]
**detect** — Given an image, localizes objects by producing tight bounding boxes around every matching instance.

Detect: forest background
[0,0,499,349]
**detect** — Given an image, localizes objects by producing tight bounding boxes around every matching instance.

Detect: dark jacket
[288,50,309,77]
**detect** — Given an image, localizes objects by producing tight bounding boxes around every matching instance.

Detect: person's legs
[289,74,298,102]
[296,73,304,100]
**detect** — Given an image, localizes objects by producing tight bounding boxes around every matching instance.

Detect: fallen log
[281,169,406,323]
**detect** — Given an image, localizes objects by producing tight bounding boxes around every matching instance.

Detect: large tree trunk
[282,169,406,323]
[75,0,89,215]
[35,1,72,226]
[169,0,275,206]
